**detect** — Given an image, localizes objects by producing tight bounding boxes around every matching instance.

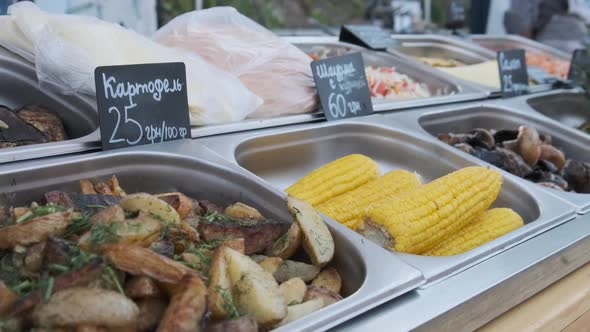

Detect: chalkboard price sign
[311,52,373,121]
[497,49,529,97]
[567,48,590,85]
[339,25,397,51]
[94,62,191,150]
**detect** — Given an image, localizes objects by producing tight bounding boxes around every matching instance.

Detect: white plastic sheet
[154,7,318,118]
[0,2,262,125]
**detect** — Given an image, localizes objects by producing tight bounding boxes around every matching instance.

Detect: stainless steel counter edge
[333,211,590,332]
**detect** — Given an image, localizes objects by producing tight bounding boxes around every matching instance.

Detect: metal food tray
[284,36,488,112]
[525,90,590,130]
[0,46,100,164]
[469,34,571,61]
[200,119,576,286]
[388,101,590,214]
[390,34,494,66]
[0,139,424,332]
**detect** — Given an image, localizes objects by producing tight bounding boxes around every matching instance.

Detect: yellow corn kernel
[424,208,524,256]
[366,166,502,254]
[317,170,422,230]
[285,154,379,206]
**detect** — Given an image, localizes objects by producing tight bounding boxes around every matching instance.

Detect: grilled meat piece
[16,105,68,142]
[199,214,289,255]
[43,192,121,213]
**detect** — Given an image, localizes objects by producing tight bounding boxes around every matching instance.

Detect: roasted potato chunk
[206,316,258,332]
[104,244,194,284]
[108,175,127,196]
[208,244,233,320]
[89,205,125,224]
[224,247,287,326]
[0,281,18,315]
[224,202,264,221]
[32,287,139,327]
[93,182,113,195]
[124,276,163,299]
[287,197,334,267]
[278,299,324,327]
[265,222,302,259]
[156,192,193,219]
[304,285,343,307]
[80,180,97,194]
[279,278,306,305]
[274,260,320,283]
[0,211,73,249]
[311,267,342,294]
[157,274,208,332]
[258,257,283,275]
[119,193,180,225]
[137,298,167,331]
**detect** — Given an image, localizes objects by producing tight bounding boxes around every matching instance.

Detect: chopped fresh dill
[88,222,120,249]
[15,203,65,224]
[215,285,241,319]
[63,213,92,238]
[85,204,106,209]
[103,265,124,295]
[42,277,54,302]
[204,211,257,227]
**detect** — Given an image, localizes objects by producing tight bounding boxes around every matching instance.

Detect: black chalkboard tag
[311,52,373,121]
[567,48,590,85]
[339,25,397,51]
[497,49,529,97]
[446,1,466,30]
[94,62,191,151]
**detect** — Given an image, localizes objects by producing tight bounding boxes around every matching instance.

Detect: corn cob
[285,154,379,206]
[424,208,524,256]
[317,170,422,230]
[365,166,502,254]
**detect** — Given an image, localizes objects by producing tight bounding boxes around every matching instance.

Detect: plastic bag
[0,2,262,125]
[154,6,318,118]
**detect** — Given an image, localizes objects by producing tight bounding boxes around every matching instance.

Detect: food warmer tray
[0,139,424,332]
[0,46,100,164]
[468,34,571,62]
[283,36,489,111]
[199,115,576,286]
[523,89,590,131]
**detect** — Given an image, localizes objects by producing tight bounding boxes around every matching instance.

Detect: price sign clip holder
[339,25,398,51]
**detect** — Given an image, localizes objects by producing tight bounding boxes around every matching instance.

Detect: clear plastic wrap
[154,6,318,118]
[0,2,262,125]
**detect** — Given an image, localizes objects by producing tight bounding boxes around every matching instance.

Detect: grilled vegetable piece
[157,274,208,332]
[317,170,422,230]
[365,166,502,254]
[124,276,163,299]
[311,267,342,294]
[424,208,524,256]
[264,222,302,259]
[206,316,258,332]
[43,192,122,212]
[224,202,264,221]
[278,299,324,327]
[119,193,181,225]
[304,285,343,307]
[286,154,379,206]
[104,244,194,284]
[0,211,74,249]
[274,260,320,283]
[288,197,334,267]
[279,278,307,305]
[199,214,288,255]
[224,247,287,326]
[137,298,167,331]
[16,105,68,142]
[32,287,139,327]
[6,258,104,317]
[93,182,113,195]
[156,192,193,219]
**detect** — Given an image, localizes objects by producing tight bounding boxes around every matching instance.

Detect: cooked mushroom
[502,126,542,167]
[438,133,472,146]
[539,144,566,170]
[536,159,559,174]
[493,129,518,145]
[561,159,590,193]
[526,170,569,190]
[470,128,495,149]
